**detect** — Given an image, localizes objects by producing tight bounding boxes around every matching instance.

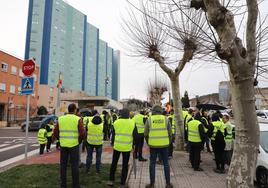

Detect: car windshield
[265,112,268,117]
[260,131,268,153]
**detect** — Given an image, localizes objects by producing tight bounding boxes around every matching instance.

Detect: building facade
[25,0,120,100]
[0,50,40,123]
[84,23,99,96]
[112,50,120,101]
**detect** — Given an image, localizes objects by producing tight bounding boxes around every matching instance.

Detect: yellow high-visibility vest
[59,114,80,148]
[224,122,233,143]
[37,128,47,144]
[133,114,145,134]
[188,120,202,143]
[201,117,208,133]
[87,120,103,145]
[168,114,176,134]
[46,124,54,137]
[148,115,169,147]
[211,121,225,141]
[113,119,135,152]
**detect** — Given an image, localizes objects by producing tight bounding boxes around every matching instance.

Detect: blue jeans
[86,143,102,173]
[149,147,170,185]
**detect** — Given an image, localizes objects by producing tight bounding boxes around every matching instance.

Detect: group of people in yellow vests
[183,107,235,174]
[37,103,234,188]
[37,119,56,154]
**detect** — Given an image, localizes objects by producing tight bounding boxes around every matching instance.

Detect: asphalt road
[0,127,39,163]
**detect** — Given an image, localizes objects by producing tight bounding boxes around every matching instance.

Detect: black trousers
[189,142,202,170]
[168,135,175,157]
[47,136,52,151]
[39,144,46,155]
[109,149,130,185]
[60,145,80,188]
[211,141,225,170]
[134,134,144,159]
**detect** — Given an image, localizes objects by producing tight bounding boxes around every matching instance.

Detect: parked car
[257,110,268,119]
[21,115,57,132]
[256,123,268,187]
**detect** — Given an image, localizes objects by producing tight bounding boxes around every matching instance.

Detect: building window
[0,83,6,92]
[11,66,17,75]
[1,62,8,72]
[18,86,21,94]
[19,69,24,77]
[10,85,15,94]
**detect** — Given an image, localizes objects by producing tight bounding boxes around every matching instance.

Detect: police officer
[133,110,147,161]
[144,105,173,188]
[37,124,47,155]
[53,103,85,188]
[188,111,206,171]
[107,108,138,188]
[85,111,103,174]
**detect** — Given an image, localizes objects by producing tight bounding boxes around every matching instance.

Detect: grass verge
[0,164,121,188]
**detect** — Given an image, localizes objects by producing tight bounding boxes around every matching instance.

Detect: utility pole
[56,72,62,116]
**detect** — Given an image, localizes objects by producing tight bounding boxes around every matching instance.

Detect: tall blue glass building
[25,0,120,100]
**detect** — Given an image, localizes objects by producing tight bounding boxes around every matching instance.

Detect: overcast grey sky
[0,0,267,101]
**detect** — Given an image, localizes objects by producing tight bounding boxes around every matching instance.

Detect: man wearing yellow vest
[37,123,47,155]
[223,114,235,166]
[144,105,173,188]
[167,109,176,158]
[133,110,147,161]
[46,119,54,152]
[187,110,206,171]
[210,113,226,174]
[53,103,85,188]
[85,111,104,174]
[200,109,212,153]
[107,108,138,188]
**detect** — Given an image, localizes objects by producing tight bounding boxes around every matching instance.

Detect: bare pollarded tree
[187,0,268,187]
[147,80,168,106]
[123,0,214,150]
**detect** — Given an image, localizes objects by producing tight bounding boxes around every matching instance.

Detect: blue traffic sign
[21,77,34,95]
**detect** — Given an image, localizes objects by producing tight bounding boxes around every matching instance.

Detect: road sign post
[25,95,30,159]
[22,59,35,160]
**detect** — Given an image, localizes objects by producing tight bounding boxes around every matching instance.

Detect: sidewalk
[4,143,227,188]
[127,151,226,188]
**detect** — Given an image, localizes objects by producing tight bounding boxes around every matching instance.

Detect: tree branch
[246,0,258,64]
[151,50,174,77]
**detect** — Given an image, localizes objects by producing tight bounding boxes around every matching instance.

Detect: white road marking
[4,141,12,144]
[0,137,36,139]
[0,144,24,152]
[31,144,39,147]
[0,144,10,148]
[0,145,56,168]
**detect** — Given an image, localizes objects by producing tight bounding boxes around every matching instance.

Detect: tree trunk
[226,70,259,188]
[170,76,184,150]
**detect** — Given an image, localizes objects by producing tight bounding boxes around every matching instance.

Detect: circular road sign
[22,59,35,76]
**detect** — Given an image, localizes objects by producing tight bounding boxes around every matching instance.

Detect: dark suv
[21,115,57,132]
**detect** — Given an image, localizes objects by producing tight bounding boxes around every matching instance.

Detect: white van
[256,123,268,187]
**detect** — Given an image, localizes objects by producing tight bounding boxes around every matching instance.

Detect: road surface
[0,127,42,167]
